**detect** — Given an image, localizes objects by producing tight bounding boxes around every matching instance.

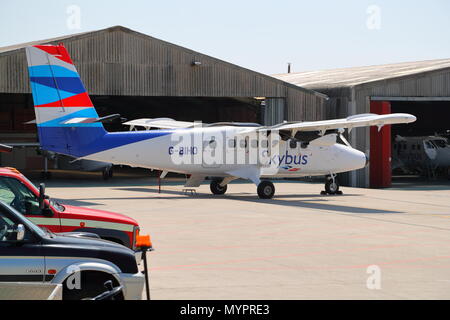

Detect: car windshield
[0,201,46,238]
[19,175,65,212]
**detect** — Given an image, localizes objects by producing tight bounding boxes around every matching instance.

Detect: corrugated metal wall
[0,27,326,125]
[264,98,285,125]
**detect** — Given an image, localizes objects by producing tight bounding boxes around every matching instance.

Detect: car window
[0,177,41,215]
[0,202,45,240]
[0,180,15,205]
[0,210,16,242]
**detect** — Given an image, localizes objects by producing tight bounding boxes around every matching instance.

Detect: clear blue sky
[1,0,449,74]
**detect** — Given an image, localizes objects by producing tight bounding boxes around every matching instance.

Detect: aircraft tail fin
[26,44,106,157]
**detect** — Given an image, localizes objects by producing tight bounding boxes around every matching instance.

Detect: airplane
[25,44,416,199]
[393,134,450,179]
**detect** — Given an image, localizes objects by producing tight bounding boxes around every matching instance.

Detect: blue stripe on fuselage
[37,127,172,157]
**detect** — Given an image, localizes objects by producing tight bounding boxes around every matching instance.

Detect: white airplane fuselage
[82,126,367,179]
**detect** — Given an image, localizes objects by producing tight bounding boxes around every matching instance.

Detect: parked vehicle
[0,167,145,249]
[0,200,144,300]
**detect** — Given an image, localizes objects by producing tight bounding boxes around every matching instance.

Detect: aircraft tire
[210,180,227,195]
[257,181,275,199]
[325,177,339,194]
[102,168,110,180]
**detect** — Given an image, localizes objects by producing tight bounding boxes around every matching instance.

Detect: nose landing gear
[321,174,343,195]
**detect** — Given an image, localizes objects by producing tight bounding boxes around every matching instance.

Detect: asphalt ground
[37,171,450,299]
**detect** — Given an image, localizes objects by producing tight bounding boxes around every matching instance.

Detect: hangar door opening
[390,100,450,184]
[370,98,450,188]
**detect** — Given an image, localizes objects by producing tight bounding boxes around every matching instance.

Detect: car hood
[60,204,138,226]
[43,233,138,273]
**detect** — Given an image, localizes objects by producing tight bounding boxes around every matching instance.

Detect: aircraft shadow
[111,187,402,215]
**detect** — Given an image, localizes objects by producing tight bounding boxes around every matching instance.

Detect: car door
[0,176,61,233]
[0,203,45,282]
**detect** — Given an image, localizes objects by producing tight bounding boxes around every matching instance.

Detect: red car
[0,167,146,250]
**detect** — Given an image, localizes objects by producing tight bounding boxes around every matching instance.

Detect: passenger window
[289,140,297,149]
[0,177,40,215]
[250,140,258,148]
[260,140,268,148]
[228,139,236,148]
[239,139,247,148]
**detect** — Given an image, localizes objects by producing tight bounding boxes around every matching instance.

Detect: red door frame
[369,101,391,188]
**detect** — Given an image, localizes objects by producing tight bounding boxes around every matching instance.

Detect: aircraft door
[202,132,222,168]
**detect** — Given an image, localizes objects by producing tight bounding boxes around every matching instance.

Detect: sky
[1,0,449,75]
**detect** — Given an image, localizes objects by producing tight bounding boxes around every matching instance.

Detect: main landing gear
[321,174,343,195]
[210,179,276,199]
[210,180,227,195]
[257,181,275,199]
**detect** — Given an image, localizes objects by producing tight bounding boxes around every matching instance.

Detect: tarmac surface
[40,172,450,300]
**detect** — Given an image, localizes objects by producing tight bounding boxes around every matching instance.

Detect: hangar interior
[390,100,450,137]
[0,26,326,171]
[275,59,450,188]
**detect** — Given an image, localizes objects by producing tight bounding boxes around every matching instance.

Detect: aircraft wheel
[210,180,227,195]
[257,181,275,199]
[325,176,339,194]
[102,168,111,180]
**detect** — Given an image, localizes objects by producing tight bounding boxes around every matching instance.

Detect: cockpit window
[425,141,435,149]
[433,140,447,148]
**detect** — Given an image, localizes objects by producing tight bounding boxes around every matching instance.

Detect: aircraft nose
[365,154,370,167]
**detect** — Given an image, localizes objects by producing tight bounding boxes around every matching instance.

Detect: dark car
[0,200,144,300]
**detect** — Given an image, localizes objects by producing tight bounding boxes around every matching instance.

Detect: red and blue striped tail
[26,44,107,156]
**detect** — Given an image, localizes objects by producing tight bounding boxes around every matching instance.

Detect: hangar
[274,60,450,188]
[0,26,326,170]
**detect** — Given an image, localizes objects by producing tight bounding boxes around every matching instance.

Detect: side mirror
[16,224,25,241]
[38,183,49,209]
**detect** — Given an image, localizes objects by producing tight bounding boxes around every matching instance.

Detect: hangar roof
[0,26,325,99]
[273,58,450,90]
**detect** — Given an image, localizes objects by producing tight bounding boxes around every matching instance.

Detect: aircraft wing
[261,113,416,134]
[123,118,197,129]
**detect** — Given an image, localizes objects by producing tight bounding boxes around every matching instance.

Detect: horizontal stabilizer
[62,114,122,124]
[123,118,197,129]
[0,144,13,153]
